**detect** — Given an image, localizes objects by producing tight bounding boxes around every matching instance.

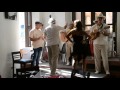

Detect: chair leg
[24,63,26,68]
[20,64,22,75]
[16,69,18,78]
[31,62,33,67]
[13,63,14,78]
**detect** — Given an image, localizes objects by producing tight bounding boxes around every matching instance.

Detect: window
[95,12,101,17]
[18,12,32,49]
[85,12,91,25]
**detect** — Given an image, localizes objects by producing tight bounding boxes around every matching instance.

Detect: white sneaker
[95,71,100,74]
[106,71,110,75]
[66,63,70,65]
[39,61,42,63]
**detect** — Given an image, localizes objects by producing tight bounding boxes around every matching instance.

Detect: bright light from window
[85,12,91,25]
[18,12,25,49]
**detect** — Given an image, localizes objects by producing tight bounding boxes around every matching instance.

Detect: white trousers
[66,42,73,64]
[94,44,110,74]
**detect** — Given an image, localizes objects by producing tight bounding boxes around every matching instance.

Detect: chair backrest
[20,47,33,59]
[11,51,21,61]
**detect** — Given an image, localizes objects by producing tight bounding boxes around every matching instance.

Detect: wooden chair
[11,51,33,78]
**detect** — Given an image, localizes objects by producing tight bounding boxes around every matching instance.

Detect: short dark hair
[35,21,41,24]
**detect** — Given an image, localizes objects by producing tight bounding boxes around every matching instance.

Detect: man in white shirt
[29,21,44,66]
[44,18,65,76]
[90,13,110,75]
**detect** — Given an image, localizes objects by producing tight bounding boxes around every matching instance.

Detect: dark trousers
[33,47,42,66]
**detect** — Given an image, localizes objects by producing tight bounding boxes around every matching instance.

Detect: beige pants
[47,45,59,75]
[94,44,110,74]
[66,41,73,64]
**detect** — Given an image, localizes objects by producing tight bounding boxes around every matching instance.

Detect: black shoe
[106,74,110,78]
[86,72,90,78]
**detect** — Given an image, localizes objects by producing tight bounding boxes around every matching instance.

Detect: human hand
[101,29,108,35]
[94,29,99,33]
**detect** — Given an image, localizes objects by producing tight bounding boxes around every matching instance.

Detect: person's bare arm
[61,32,67,40]
[30,37,40,41]
[66,31,73,43]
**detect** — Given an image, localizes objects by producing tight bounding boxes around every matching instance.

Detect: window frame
[25,12,32,47]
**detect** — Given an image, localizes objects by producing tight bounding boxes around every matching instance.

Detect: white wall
[117,12,120,55]
[65,12,72,23]
[54,12,66,26]
[32,12,40,28]
[39,12,52,28]
[0,12,20,78]
[40,12,66,28]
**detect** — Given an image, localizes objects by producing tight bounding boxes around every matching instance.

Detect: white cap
[48,18,56,24]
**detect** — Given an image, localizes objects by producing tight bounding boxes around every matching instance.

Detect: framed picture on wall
[4,12,17,20]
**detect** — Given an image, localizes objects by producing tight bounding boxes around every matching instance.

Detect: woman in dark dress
[66,20,91,77]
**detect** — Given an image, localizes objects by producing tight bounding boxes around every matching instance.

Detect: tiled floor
[33,60,107,78]
[35,61,72,78]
